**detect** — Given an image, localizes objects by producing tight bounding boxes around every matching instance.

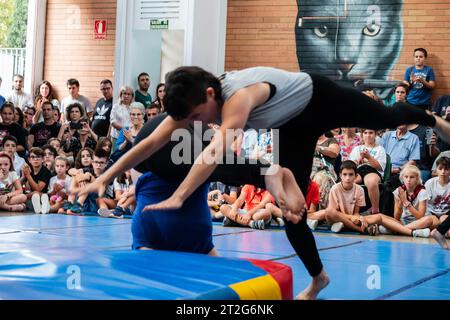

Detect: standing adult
[33,80,60,123]
[92,79,113,137]
[60,79,93,120]
[5,74,32,109]
[134,73,152,108]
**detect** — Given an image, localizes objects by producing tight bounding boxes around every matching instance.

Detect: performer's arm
[144,83,270,211]
[75,116,189,197]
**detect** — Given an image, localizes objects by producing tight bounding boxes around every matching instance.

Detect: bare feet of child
[264,165,305,223]
[431,229,449,250]
[295,270,330,300]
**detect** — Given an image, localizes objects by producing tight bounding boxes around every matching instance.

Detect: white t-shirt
[113,178,132,193]
[60,95,93,115]
[0,171,20,194]
[393,188,429,225]
[48,175,72,194]
[348,145,387,176]
[13,154,26,176]
[110,103,131,138]
[6,91,33,109]
[424,177,450,217]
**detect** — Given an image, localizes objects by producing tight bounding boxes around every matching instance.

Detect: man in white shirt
[5,74,32,109]
[60,78,93,120]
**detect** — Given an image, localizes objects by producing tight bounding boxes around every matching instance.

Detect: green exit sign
[150,19,169,30]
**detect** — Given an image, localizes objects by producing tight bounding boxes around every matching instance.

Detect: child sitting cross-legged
[60,149,111,215]
[428,156,450,247]
[48,156,72,213]
[98,170,135,218]
[322,160,380,235]
[0,152,27,212]
[220,184,276,230]
[23,147,52,214]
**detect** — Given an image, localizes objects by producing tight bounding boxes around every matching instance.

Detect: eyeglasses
[130,113,143,117]
[93,161,107,165]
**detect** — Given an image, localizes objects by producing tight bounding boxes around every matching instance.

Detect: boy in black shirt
[23,147,52,213]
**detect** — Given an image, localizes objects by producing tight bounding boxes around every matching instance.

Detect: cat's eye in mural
[362,24,381,36]
[314,25,329,38]
[296,0,403,99]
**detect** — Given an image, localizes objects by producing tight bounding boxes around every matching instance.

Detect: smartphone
[70,121,83,130]
[425,128,434,145]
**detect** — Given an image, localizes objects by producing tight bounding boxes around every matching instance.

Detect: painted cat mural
[295,0,403,99]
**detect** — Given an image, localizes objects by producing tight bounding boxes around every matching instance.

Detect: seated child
[0,153,27,211]
[207,181,238,221]
[62,149,111,215]
[98,171,135,218]
[321,160,373,234]
[48,156,72,213]
[23,147,52,214]
[220,184,275,230]
[2,136,26,176]
[425,156,449,238]
[368,165,436,238]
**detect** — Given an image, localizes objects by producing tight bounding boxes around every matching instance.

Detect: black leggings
[437,215,450,235]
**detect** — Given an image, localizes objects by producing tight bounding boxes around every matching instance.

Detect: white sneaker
[412,228,431,238]
[276,217,285,227]
[31,193,42,214]
[378,225,392,235]
[331,222,344,233]
[307,219,319,230]
[97,208,113,218]
[41,194,50,214]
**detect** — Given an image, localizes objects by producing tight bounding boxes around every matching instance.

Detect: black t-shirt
[133,114,206,177]
[92,98,113,137]
[409,125,434,170]
[29,122,61,147]
[30,165,52,193]
[0,123,28,157]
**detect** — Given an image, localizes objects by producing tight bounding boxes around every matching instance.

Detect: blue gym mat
[0,214,448,300]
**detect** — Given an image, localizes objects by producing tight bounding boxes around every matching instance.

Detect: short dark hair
[414,48,428,58]
[94,148,109,160]
[29,147,45,157]
[41,101,53,109]
[394,82,409,94]
[137,72,149,81]
[100,79,113,86]
[67,78,80,87]
[340,160,358,174]
[2,135,18,147]
[164,66,222,120]
[42,144,58,157]
[436,156,450,170]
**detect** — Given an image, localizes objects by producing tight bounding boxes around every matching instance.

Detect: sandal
[366,224,379,236]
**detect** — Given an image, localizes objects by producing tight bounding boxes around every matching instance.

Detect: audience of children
[0,66,448,250]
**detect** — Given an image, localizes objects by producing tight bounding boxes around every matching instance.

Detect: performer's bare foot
[431,229,449,250]
[265,165,305,223]
[295,270,330,300]
[432,113,450,143]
